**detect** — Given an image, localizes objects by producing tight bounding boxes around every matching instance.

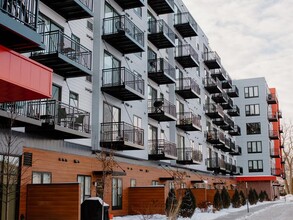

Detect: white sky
[182,0,293,122]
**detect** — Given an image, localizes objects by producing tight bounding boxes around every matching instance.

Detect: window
[86,75,92,83]
[151,180,159,185]
[245,104,260,116]
[169,182,174,189]
[247,141,262,153]
[248,160,263,172]
[78,175,91,203]
[32,172,51,184]
[52,84,62,101]
[71,34,80,52]
[246,122,261,135]
[87,19,93,31]
[133,115,142,128]
[69,91,79,108]
[133,7,142,17]
[130,179,136,187]
[180,183,186,189]
[103,102,120,123]
[112,178,122,210]
[244,86,259,98]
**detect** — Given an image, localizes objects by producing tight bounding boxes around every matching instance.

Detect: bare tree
[282,121,293,194]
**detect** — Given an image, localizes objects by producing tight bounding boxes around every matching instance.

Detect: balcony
[100,122,144,151]
[269,130,279,140]
[221,74,232,89]
[0,45,52,102]
[229,125,241,136]
[203,77,222,94]
[267,93,278,104]
[231,165,243,175]
[205,103,224,119]
[148,0,174,15]
[226,85,239,97]
[148,98,176,122]
[203,51,221,69]
[270,147,280,158]
[148,58,175,84]
[148,19,175,49]
[0,99,90,138]
[40,0,93,20]
[175,44,199,68]
[225,163,233,174]
[148,139,177,160]
[220,97,233,110]
[206,158,226,173]
[227,105,240,117]
[174,12,198,38]
[175,77,200,99]
[268,112,278,122]
[176,148,202,165]
[114,0,144,10]
[30,30,92,78]
[0,0,44,52]
[101,67,144,101]
[176,112,201,131]
[210,68,226,81]
[213,136,231,152]
[219,115,234,131]
[278,110,282,118]
[230,145,242,156]
[205,130,225,145]
[211,92,228,104]
[271,168,282,176]
[102,16,144,54]
[279,125,283,133]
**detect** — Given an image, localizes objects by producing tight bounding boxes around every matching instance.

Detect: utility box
[81,197,109,220]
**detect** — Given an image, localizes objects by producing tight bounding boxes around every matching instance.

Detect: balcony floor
[174,23,198,38]
[100,140,144,151]
[175,56,199,68]
[175,89,200,99]
[204,85,222,94]
[148,153,177,160]
[204,60,221,69]
[148,0,174,15]
[176,159,200,165]
[148,72,175,85]
[148,112,176,122]
[176,123,201,131]
[101,85,144,101]
[148,33,175,49]
[114,0,144,10]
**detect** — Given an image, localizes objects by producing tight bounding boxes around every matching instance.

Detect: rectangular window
[52,84,62,101]
[32,172,51,184]
[247,141,262,153]
[78,175,91,203]
[112,178,122,210]
[130,179,136,187]
[245,104,260,116]
[151,180,159,185]
[248,160,263,172]
[246,122,261,135]
[133,115,142,128]
[69,91,79,108]
[87,19,93,31]
[244,86,259,98]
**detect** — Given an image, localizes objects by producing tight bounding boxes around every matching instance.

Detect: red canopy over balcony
[0,45,52,102]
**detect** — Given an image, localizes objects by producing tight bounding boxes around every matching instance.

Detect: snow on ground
[113,195,293,220]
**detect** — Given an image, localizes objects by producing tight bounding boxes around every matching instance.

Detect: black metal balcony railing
[176,112,201,131]
[271,168,282,176]
[229,125,241,136]
[148,139,177,160]
[205,130,225,145]
[268,112,278,122]
[100,122,144,150]
[174,12,198,37]
[267,93,278,104]
[226,85,239,98]
[148,0,174,15]
[175,77,200,99]
[101,67,145,101]
[221,97,233,110]
[102,15,144,54]
[227,105,240,117]
[148,98,176,121]
[203,77,222,94]
[231,165,243,175]
[177,148,202,164]
[148,58,176,84]
[270,147,280,158]
[148,19,175,49]
[220,115,234,131]
[206,158,225,171]
[205,103,224,119]
[31,30,92,77]
[0,0,38,30]
[222,73,232,89]
[203,51,221,69]
[269,130,279,140]
[212,92,228,104]
[210,68,227,81]
[114,0,144,10]
[175,44,199,68]
[230,145,242,156]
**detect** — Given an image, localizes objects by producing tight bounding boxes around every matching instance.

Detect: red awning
[0,45,52,102]
[236,176,276,182]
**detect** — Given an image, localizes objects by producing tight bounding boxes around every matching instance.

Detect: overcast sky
[182,0,293,122]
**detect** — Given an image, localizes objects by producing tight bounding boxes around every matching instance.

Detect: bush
[239,190,246,206]
[259,191,265,202]
[263,190,269,201]
[221,187,231,208]
[165,188,178,217]
[253,189,259,202]
[231,189,241,208]
[213,189,223,211]
[179,188,196,218]
[248,188,258,205]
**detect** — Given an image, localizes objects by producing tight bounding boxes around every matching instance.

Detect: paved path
[214,200,293,220]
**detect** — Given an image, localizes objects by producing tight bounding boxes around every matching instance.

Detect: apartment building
[1,0,283,219]
[233,78,284,199]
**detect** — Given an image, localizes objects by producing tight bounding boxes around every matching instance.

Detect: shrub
[239,190,246,206]
[213,189,223,211]
[231,189,241,208]
[165,188,178,217]
[263,190,269,201]
[179,188,196,218]
[259,191,265,202]
[221,187,231,208]
[253,189,259,202]
[248,188,258,205]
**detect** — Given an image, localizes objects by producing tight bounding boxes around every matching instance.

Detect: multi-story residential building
[233,77,284,199]
[0,0,282,219]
